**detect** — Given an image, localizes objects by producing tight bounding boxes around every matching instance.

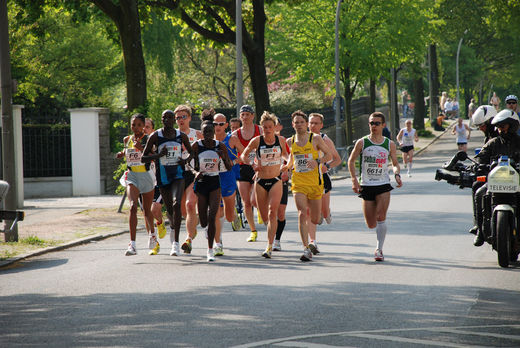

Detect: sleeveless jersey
[237,125,260,164]
[291,133,322,186]
[455,123,468,143]
[197,140,221,176]
[155,129,184,186]
[359,136,391,186]
[125,134,148,172]
[400,128,416,146]
[256,135,282,167]
[222,133,240,174]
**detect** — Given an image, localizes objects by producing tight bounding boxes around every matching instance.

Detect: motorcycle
[435,151,520,268]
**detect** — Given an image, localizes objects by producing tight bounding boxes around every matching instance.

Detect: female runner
[240,112,289,258]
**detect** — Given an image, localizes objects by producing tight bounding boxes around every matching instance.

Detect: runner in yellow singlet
[283,110,332,262]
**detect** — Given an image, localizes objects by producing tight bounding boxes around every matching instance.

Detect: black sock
[275,219,286,240]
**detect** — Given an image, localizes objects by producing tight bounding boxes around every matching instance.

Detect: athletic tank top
[256,135,282,167]
[237,125,260,164]
[455,123,468,143]
[155,129,184,186]
[125,134,148,172]
[221,133,239,173]
[400,128,416,147]
[360,136,391,186]
[291,133,322,186]
[197,140,221,176]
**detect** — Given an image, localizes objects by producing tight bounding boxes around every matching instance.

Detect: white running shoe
[300,247,312,262]
[325,214,332,224]
[273,239,282,251]
[374,249,384,261]
[125,243,137,256]
[207,248,215,262]
[308,242,320,255]
[170,241,180,256]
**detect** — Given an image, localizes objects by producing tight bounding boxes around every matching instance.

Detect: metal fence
[22,124,71,177]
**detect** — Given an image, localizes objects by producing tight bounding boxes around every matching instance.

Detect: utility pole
[0,0,19,241]
[235,0,243,117]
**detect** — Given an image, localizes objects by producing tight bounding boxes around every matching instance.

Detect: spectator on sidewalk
[490,92,500,111]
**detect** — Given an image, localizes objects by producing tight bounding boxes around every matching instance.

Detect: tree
[267,0,432,144]
[149,0,272,119]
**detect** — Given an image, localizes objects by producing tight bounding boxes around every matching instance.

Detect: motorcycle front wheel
[496,210,512,268]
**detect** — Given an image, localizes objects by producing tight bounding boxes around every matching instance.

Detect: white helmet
[472,105,497,126]
[491,109,520,125]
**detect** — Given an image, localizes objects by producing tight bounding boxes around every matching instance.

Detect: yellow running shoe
[149,240,160,255]
[257,211,264,225]
[262,246,272,259]
[181,238,192,254]
[247,230,258,242]
[157,221,166,239]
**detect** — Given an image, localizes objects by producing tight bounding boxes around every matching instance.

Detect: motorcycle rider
[468,105,498,241]
[473,109,520,246]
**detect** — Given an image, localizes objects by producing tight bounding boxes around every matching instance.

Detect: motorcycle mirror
[456,151,468,161]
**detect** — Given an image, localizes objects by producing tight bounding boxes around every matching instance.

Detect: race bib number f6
[126,148,142,167]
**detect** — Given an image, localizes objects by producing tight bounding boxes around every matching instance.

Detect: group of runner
[119,106,403,262]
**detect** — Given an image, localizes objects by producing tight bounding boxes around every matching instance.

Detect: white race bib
[260,147,281,166]
[160,145,182,166]
[125,148,142,167]
[294,153,313,173]
[200,157,219,173]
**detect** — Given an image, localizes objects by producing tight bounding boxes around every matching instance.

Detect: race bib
[200,157,219,173]
[248,151,256,164]
[125,148,142,167]
[294,153,313,173]
[260,147,281,166]
[160,145,182,166]
[363,162,385,181]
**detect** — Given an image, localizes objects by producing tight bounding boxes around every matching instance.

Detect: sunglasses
[213,122,226,126]
[175,115,188,120]
[369,121,382,126]
[507,101,517,104]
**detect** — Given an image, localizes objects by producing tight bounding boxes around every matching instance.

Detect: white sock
[151,231,157,238]
[169,228,175,244]
[408,163,413,170]
[130,240,136,248]
[376,220,387,250]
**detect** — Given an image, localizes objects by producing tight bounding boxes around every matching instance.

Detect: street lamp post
[236,0,243,117]
[456,29,468,117]
[334,0,343,148]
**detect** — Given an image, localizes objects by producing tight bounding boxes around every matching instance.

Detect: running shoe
[318,215,324,225]
[262,246,272,259]
[257,210,264,225]
[149,240,160,255]
[181,238,192,254]
[214,244,224,256]
[207,248,215,262]
[157,221,167,239]
[300,247,312,262]
[170,241,180,256]
[374,249,384,261]
[125,243,137,256]
[273,239,282,251]
[231,209,241,231]
[247,230,258,242]
[309,242,320,255]
[325,214,332,224]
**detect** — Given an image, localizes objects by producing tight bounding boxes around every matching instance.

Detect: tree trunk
[117,0,147,111]
[92,0,147,112]
[413,77,425,130]
[244,43,270,122]
[428,44,440,121]
[369,78,376,113]
[343,67,354,146]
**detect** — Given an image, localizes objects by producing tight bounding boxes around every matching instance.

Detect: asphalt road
[1,127,520,347]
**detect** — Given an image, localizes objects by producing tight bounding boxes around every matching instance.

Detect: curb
[0,227,141,268]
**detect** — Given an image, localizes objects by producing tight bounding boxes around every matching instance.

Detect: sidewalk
[0,118,455,267]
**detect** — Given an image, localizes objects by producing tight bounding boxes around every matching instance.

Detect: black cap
[240,105,254,113]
